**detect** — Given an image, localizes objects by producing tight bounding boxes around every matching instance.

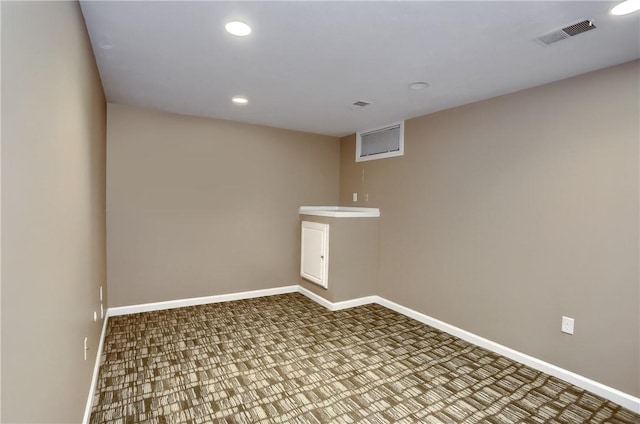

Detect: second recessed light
[232,96,249,105]
[611,0,640,15]
[410,82,429,90]
[225,21,251,36]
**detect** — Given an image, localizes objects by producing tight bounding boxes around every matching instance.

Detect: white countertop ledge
[299,206,380,218]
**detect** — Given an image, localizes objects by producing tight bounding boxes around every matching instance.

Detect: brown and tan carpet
[90,293,639,424]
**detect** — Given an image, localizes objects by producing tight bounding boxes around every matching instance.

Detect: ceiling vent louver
[353,100,370,107]
[356,121,404,162]
[537,19,596,46]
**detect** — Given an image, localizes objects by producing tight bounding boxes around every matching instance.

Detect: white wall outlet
[84,337,88,361]
[352,192,358,202]
[561,316,575,335]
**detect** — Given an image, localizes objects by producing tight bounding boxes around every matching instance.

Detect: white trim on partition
[297,285,334,310]
[107,286,298,316]
[373,296,640,414]
[83,313,109,424]
[297,285,376,311]
[333,295,377,310]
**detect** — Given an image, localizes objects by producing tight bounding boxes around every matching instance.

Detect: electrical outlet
[352,192,358,202]
[84,337,88,361]
[561,316,575,335]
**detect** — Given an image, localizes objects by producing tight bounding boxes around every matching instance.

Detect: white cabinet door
[301,221,329,288]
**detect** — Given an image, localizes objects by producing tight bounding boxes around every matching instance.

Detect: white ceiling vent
[537,19,596,46]
[356,121,404,162]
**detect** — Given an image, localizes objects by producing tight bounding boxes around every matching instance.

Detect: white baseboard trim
[374,296,640,414]
[333,295,378,311]
[297,286,376,311]
[97,285,639,413]
[83,313,109,424]
[107,285,299,316]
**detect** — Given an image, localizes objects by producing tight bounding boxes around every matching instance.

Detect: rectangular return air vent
[537,19,595,46]
[356,121,404,162]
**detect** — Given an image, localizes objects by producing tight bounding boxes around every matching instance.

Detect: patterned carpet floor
[90,293,639,424]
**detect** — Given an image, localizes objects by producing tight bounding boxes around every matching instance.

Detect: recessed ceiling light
[232,96,249,105]
[225,21,251,36]
[611,0,640,15]
[409,82,429,90]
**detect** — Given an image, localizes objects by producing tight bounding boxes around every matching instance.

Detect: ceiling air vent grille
[537,19,595,46]
[563,20,596,36]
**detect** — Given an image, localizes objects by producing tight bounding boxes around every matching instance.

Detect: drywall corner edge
[83,313,109,424]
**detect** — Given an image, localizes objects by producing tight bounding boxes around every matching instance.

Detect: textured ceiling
[80,1,640,136]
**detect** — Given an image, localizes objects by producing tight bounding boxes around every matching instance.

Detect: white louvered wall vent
[537,19,596,46]
[356,121,404,162]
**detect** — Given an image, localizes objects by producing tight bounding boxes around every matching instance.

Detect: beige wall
[107,104,339,307]
[339,60,640,396]
[1,1,107,422]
